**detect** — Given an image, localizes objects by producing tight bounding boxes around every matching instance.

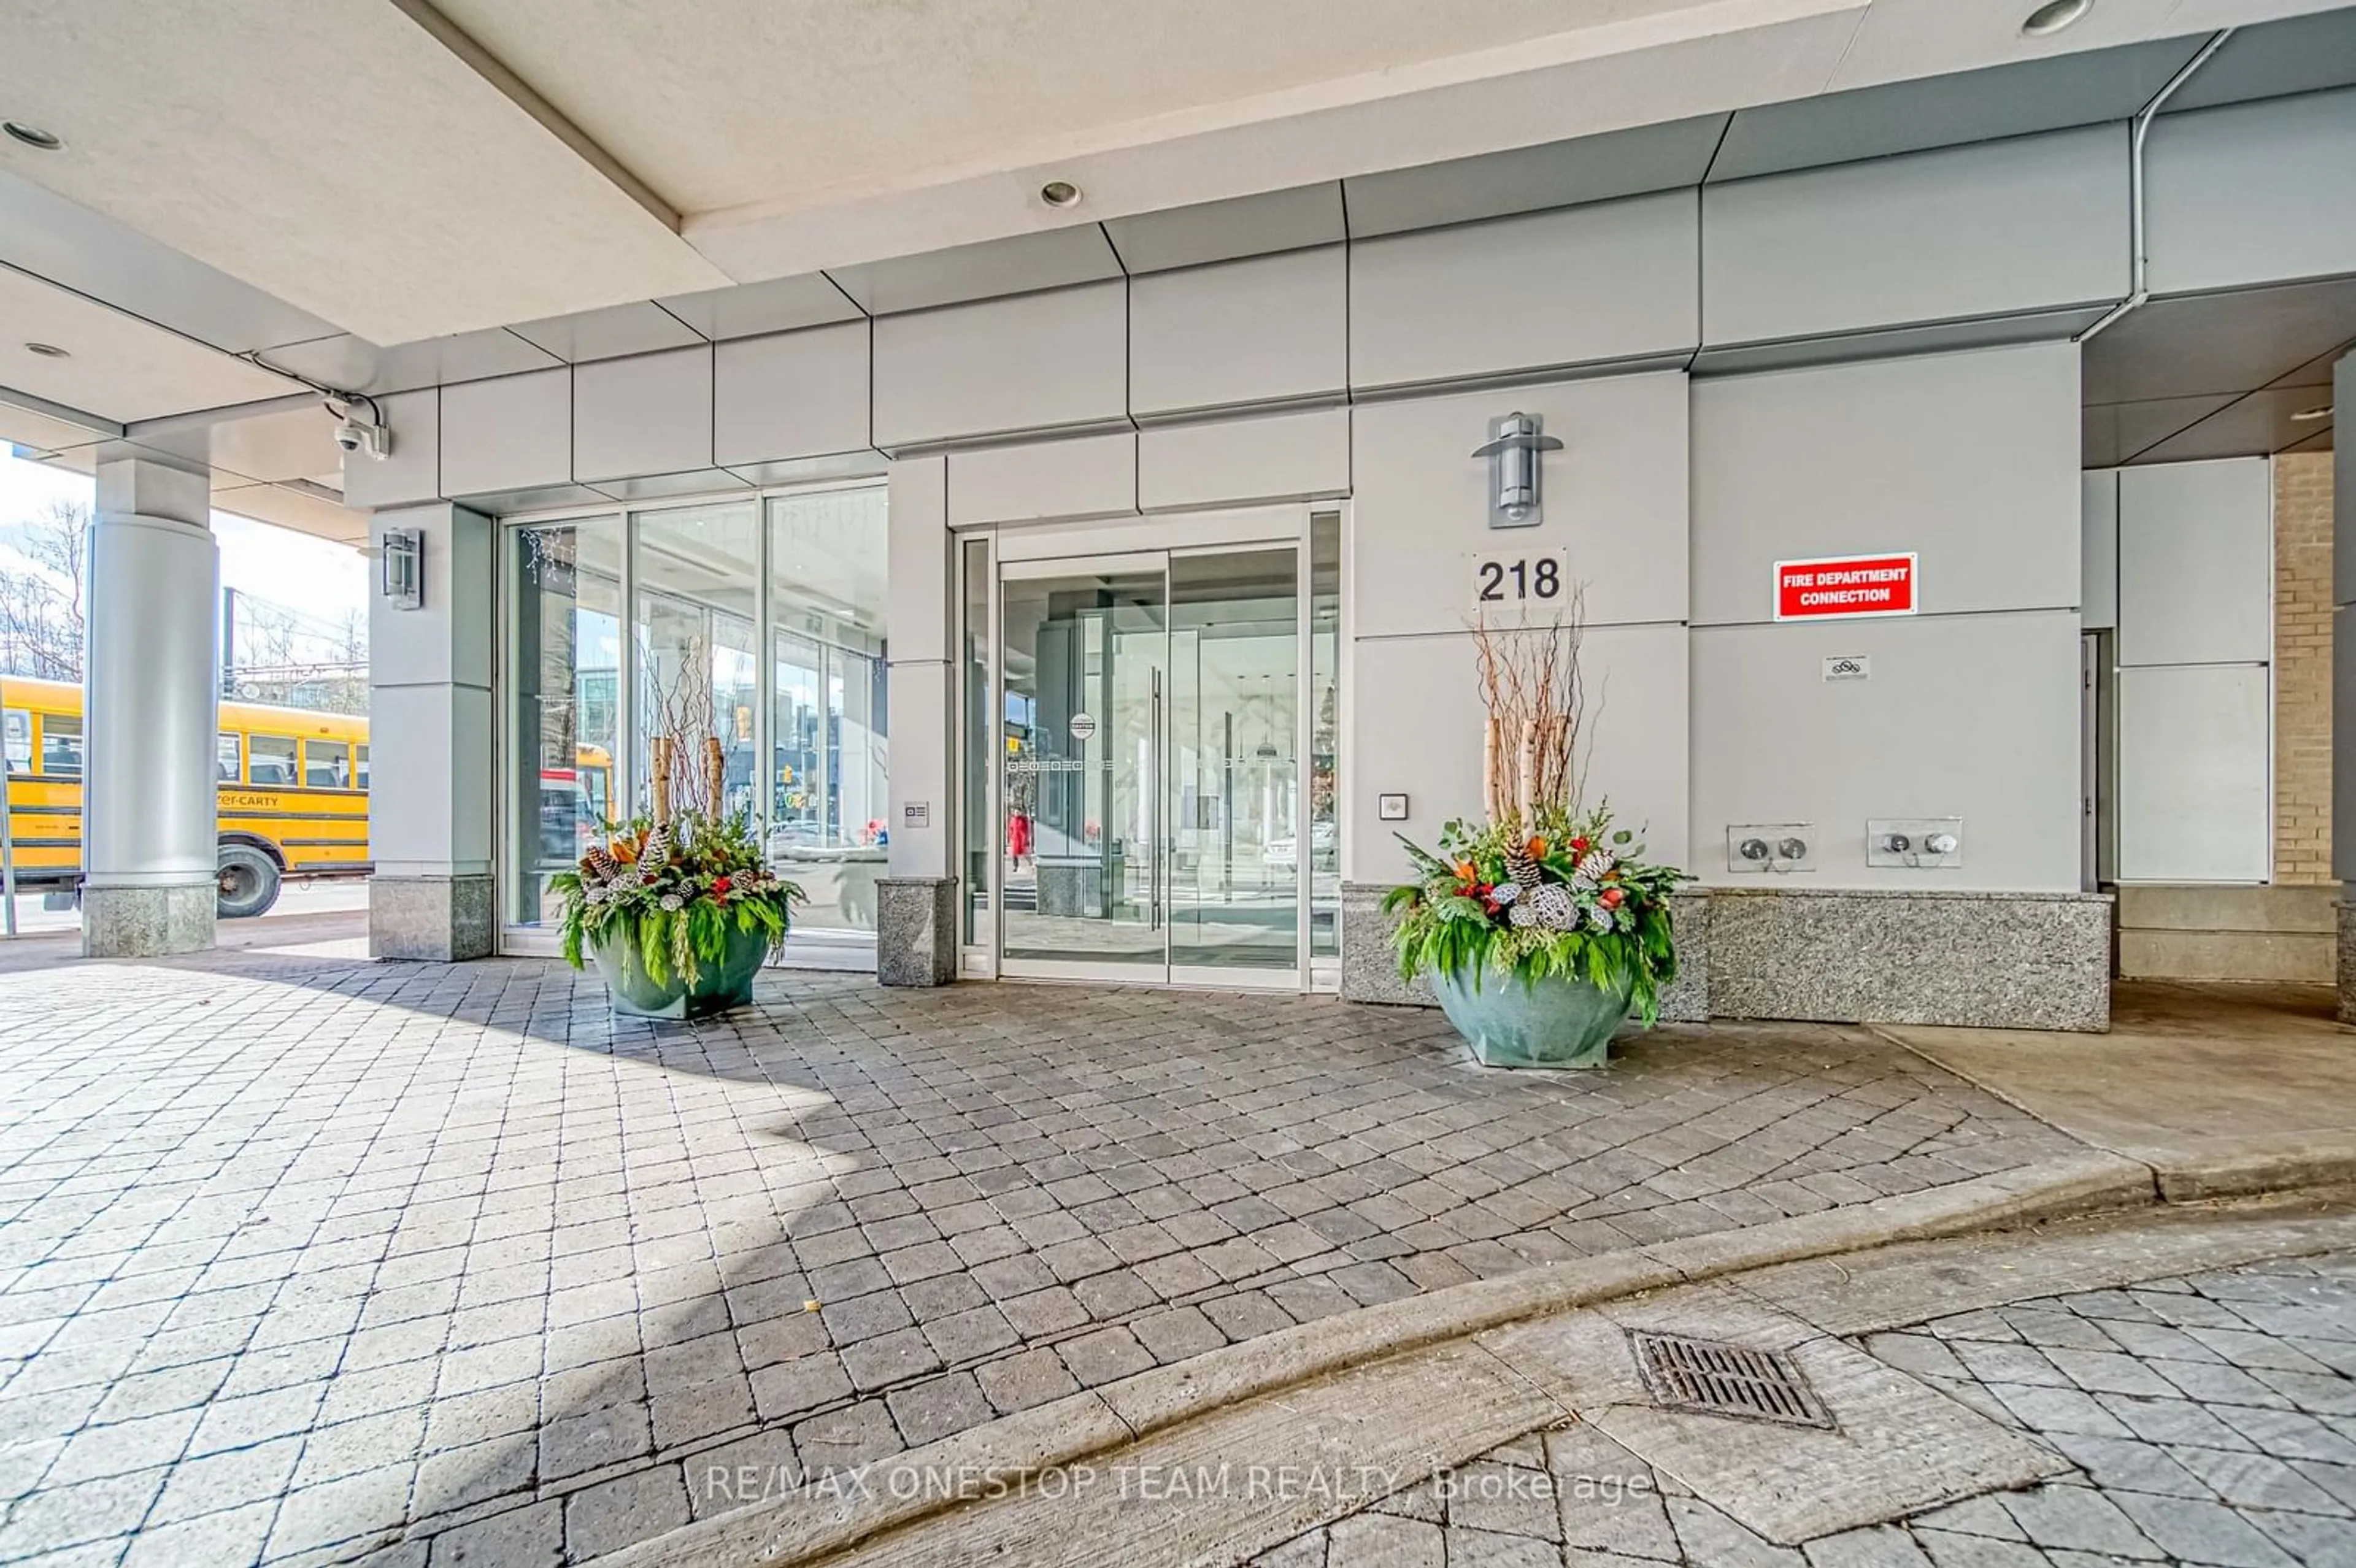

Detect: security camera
[328,397,390,461]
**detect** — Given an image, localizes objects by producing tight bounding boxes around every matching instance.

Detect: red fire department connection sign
[1774,552,1918,620]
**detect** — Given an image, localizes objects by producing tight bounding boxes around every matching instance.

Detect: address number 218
[1471,550,1568,609]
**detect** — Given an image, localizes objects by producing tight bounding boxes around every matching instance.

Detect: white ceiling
[2082,278,2350,464]
[0,266,300,422]
[0,0,2350,486]
[1,0,726,345]
[10,0,2346,358]
[433,0,1731,218]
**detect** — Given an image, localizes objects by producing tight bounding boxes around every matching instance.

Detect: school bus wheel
[217,842,282,920]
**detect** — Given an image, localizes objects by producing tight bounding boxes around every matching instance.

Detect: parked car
[1263,821,1338,869]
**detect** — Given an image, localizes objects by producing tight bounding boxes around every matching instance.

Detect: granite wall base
[1342,883,2108,1031]
[878,877,958,987]
[371,874,493,962]
[83,883,214,958]
[2338,899,2356,1025]
[1709,888,2111,1031]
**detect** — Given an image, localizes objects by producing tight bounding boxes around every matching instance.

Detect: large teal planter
[1432,965,1633,1069]
[589,921,771,1019]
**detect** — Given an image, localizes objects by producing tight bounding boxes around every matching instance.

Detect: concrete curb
[601,1151,2155,1568]
[2152,1132,2356,1202]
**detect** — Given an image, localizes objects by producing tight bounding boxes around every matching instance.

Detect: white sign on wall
[1469,548,1571,612]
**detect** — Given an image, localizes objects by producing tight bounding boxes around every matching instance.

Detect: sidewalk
[682,1196,2356,1568]
[0,950,2087,1567]
[1,958,2350,1566]
[1884,980,2356,1199]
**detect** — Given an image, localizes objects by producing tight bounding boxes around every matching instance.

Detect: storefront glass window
[633,501,759,821]
[766,486,888,937]
[496,485,888,948]
[1310,510,1342,959]
[501,516,623,926]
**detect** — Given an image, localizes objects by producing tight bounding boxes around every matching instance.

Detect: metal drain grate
[1628,1331,1833,1429]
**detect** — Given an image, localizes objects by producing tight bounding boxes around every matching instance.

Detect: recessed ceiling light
[1039,180,1082,210]
[23,342,69,359]
[3,121,63,152]
[2290,404,2332,422]
[2021,0,2092,37]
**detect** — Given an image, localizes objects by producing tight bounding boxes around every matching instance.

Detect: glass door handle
[1149,668,1162,931]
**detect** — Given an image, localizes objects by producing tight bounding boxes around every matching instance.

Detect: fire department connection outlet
[1727,824,1814,874]
[1867,818,1963,869]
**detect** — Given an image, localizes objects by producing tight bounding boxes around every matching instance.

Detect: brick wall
[2274,451,2335,885]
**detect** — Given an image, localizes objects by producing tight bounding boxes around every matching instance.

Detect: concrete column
[879,455,957,984]
[2333,353,2356,1020]
[82,451,219,957]
[368,502,495,961]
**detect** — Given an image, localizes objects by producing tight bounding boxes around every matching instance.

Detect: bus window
[582,766,608,827]
[249,735,299,786]
[38,714,82,778]
[2,710,28,774]
[355,744,370,791]
[217,732,243,783]
[306,739,351,789]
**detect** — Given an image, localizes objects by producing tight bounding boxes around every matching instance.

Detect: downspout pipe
[2077,28,2235,345]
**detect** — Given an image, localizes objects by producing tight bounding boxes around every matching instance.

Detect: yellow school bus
[2,675,369,917]
[4,676,617,918]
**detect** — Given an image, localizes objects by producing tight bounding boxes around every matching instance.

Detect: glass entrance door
[999,556,1168,974]
[993,544,1306,985]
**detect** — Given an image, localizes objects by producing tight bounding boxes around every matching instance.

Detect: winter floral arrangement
[553,734,803,986]
[1381,603,1688,1026]
[1382,804,1686,1023]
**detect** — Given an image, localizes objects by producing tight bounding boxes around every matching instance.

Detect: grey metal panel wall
[2147,88,2356,296]
[573,346,714,482]
[1350,371,1688,639]
[2082,469,2119,631]
[1701,126,2128,348]
[1351,624,1689,886]
[1687,344,2085,894]
[945,432,1138,526]
[1690,342,2082,627]
[713,321,870,466]
[438,369,571,499]
[1348,192,1699,393]
[2117,664,2271,883]
[1137,408,1349,511]
[871,282,1126,449]
[2115,458,2273,667]
[1690,610,2085,892]
[342,387,439,510]
[1128,247,1347,417]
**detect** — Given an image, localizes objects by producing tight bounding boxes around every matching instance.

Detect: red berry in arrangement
[1571,837,1590,853]
[1600,887,1623,908]
[713,875,733,896]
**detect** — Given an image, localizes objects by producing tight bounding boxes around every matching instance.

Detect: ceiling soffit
[2083,276,2356,404]
[0,265,303,424]
[1,0,725,345]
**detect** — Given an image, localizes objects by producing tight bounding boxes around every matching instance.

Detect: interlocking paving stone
[0,954,2084,1564]
[1248,1251,2356,1566]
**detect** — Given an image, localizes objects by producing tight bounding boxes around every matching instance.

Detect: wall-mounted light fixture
[380,527,423,612]
[2020,0,2092,37]
[1471,412,1564,529]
